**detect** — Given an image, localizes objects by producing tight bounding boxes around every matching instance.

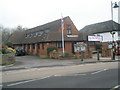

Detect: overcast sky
[0,0,119,30]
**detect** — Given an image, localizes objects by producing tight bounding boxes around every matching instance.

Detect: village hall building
[9,16,81,55]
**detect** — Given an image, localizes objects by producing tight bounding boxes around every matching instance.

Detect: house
[9,16,81,55]
[79,20,120,42]
[79,20,120,56]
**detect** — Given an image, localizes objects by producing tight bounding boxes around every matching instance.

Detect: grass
[39,55,49,59]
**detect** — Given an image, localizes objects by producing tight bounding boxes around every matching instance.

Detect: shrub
[64,52,73,58]
[7,47,16,53]
[47,47,58,55]
[0,48,12,54]
[0,47,16,54]
[52,50,57,54]
[5,42,13,48]
[1,53,15,65]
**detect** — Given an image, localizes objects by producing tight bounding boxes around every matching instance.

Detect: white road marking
[74,74,86,76]
[0,85,2,87]
[54,73,86,77]
[91,69,108,75]
[54,75,62,77]
[7,76,51,87]
[110,85,120,90]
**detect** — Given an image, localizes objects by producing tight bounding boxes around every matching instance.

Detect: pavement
[0,54,120,72]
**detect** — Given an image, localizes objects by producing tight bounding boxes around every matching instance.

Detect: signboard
[67,35,78,37]
[80,46,86,52]
[108,44,112,49]
[74,44,80,52]
[74,43,87,52]
[88,36,102,41]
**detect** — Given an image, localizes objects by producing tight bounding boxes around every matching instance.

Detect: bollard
[81,52,83,61]
[97,50,100,61]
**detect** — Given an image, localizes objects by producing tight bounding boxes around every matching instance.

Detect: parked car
[0,48,12,54]
[15,47,25,56]
[116,46,120,55]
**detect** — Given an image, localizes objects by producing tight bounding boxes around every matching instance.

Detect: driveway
[2,55,119,71]
[2,56,84,70]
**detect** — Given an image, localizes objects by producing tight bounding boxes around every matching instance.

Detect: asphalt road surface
[3,68,119,89]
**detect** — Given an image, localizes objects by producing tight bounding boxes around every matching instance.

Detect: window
[42,43,44,49]
[25,34,28,38]
[67,24,72,35]
[33,32,37,37]
[26,34,31,38]
[32,44,35,49]
[44,29,50,33]
[88,42,95,46]
[37,43,40,49]
[56,42,63,48]
[28,34,32,38]
[37,31,44,36]
[28,44,30,49]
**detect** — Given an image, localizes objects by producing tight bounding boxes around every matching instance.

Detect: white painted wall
[118,1,120,24]
[98,32,118,42]
[118,1,120,40]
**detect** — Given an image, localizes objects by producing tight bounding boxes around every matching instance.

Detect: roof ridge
[26,16,69,31]
[85,20,117,27]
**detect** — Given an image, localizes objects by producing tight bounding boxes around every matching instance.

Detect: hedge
[0,53,15,65]
[47,47,58,55]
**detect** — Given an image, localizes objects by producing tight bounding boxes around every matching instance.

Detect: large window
[67,24,72,35]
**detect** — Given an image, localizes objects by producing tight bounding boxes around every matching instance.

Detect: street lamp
[111,1,119,60]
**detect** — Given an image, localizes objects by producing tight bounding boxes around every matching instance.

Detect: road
[2,61,120,89]
[2,68,118,88]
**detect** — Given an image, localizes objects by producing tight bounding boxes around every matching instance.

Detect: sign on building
[80,46,86,52]
[67,35,78,37]
[88,36,102,41]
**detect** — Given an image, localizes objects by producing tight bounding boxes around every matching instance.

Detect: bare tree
[1,25,28,46]
[0,25,11,45]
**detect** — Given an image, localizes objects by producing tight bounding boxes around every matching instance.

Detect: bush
[1,53,15,65]
[7,47,16,53]
[0,47,16,65]
[0,48,12,54]
[5,42,13,48]
[64,52,73,58]
[47,47,58,55]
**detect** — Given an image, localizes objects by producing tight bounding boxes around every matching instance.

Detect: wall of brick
[101,42,112,57]
[58,17,79,35]
[65,42,72,53]
[24,42,74,56]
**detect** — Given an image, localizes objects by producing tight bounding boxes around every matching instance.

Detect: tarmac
[0,54,120,72]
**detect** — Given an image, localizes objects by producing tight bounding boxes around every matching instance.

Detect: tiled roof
[79,20,120,40]
[8,30,25,44]
[9,16,80,44]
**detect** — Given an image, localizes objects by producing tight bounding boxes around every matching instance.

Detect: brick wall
[58,17,79,35]
[24,42,74,56]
